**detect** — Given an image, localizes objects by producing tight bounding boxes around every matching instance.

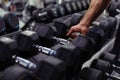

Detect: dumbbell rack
[82,13,120,80]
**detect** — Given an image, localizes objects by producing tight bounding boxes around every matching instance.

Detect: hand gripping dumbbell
[0,65,36,80]
[33,24,98,79]
[53,13,83,38]
[0,36,65,80]
[90,59,120,80]
[34,23,95,60]
[80,67,120,80]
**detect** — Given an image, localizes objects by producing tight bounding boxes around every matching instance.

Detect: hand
[66,24,89,38]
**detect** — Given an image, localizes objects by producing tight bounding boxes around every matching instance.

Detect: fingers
[66,28,73,36]
[71,33,78,38]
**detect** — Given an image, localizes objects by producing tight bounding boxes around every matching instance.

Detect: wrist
[78,22,90,28]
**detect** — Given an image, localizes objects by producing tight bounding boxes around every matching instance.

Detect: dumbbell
[0,36,65,80]
[89,17,117,48]
[69,1,79,13]
[99,52,120,68]
[86,25,106,52]
[14,49,65,80]
[80,67,102,80]
[91,59,120,74]
[0,65,36,80]
[107,0,120,17]
[99,52,117,64]
[98,17,117,39]
[53,13,83,37]
[80,67,120,80]
[0,12,19,33]
[44,0,56,7]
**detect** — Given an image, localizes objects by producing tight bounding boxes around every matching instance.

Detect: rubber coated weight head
[16,30,39,51]
[106,17,117,38]
[53,17,72,36]
[2,65,34,80]
[0,37,17,70]
[80,67,102,80]
[32,9,48,23]
[29,53,65,80]
[52,43,81,66]
[72,35,94,53]
[99,20,111,38]
[81,0,88,10]
[99,52,116,64]
[76,1,83,11]
[87,26,105,51]
[70,13,83,26]
[62,2,72,14]
[47,7,59,19]
[35,24,55,38]
[4,13,19,32]
[107,1,120,17]
[69,1,78,13]
[0,37,17,62]
[90,59,110,73]
[0,17,6,35]
[56,4,66,17]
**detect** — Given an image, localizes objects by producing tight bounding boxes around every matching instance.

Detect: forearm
[79,0,111,27]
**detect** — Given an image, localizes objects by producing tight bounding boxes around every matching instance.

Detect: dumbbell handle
[105,73,120,80]
[112,64,120,73]
[34,45,56,56]
[52,37,69,45]
[13,55,37,71]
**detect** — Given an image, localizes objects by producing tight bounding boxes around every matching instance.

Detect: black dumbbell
[53,13,83,37]
[55,4,66,17]
[86,25,106,52]
[98,17,117,39]
[91,59,120,73]
[99,52,117,64]
[107,0,120,17]
[0,65,36,80]
[69,1,78,13]
[3,13,19,33]
[81,0,89,10]
[44,0,56,7]
[80,67,102,80]
[61,1,73,15]
[80,67,120,80]
[0,12,19,33]
[29,51,65,80]
[14,49,65,80]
